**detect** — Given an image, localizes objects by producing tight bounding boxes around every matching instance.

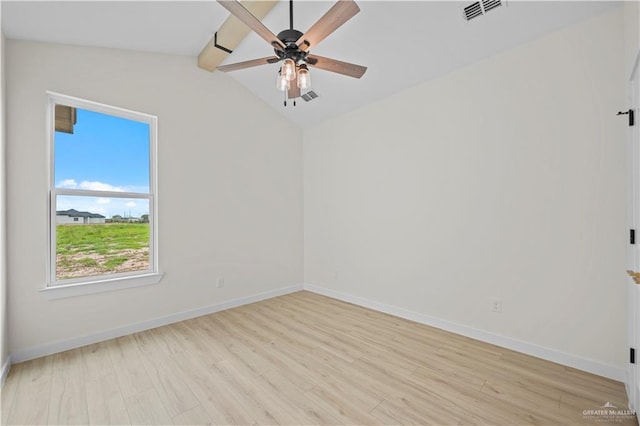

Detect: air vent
[483,0,502,12]
[463,2,483,20]
[463,0,502,21]
[301,90,319,102]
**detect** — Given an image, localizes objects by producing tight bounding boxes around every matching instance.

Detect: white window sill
[40,272,164,300]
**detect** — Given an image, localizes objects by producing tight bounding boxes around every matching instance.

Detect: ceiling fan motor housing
[274,29,308,63]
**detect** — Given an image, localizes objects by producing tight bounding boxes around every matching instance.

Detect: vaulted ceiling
[2,1,619,127]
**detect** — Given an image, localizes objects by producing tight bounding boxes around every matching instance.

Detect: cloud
[57,179,78,189]
[55,179,150,218]
[57,179,149,194]
[90,206,108,216]
[78,181,124,192]
[57,179,125,192]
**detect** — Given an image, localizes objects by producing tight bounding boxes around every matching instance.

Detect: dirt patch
[57,248,150,279]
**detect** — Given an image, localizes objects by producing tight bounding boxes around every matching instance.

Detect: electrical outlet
[216,277,225,288]
[491,298,502,313]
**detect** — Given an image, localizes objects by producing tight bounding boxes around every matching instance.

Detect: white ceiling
[2,1,619,128]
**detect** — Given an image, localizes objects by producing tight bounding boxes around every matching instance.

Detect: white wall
[6,41,303,356]
[0,16,8,381]
[624,1,639,78]
[304,8,627,373]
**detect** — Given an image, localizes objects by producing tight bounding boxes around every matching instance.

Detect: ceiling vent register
[301,91,319,102]
[464,0,502,21]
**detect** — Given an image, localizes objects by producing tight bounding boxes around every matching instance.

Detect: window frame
[43,92,161,297]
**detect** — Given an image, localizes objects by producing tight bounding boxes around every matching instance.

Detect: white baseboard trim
[304,283,625,382]
[11,284,303,363]
[624,380,633,412]
[1,355,11,388]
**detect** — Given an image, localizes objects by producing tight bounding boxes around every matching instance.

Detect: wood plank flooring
[1,291,638,425]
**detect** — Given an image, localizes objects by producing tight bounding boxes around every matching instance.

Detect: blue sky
[55,108,151,218]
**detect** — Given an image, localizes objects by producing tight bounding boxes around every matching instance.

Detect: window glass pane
[55,195,150,281]
[54,105,150,193]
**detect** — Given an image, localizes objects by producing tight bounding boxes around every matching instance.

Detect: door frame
[627,49,640,413]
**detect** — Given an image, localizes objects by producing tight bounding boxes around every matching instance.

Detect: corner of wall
[0,8,9,386]
[624,1,640,77]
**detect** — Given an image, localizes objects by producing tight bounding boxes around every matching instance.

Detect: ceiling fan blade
[217,0,286,51]
[217,56,280,72]
[296,0,360,52]
[306,55,367,78]
[198,1,279,72]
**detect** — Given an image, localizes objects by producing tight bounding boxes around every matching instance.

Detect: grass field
[56,223,150,280]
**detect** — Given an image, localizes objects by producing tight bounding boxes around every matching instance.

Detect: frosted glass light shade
[282,58,296,81]
[297,66,311,90]
[276,72,290,91]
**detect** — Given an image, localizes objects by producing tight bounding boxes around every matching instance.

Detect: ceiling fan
[216,0,367,105]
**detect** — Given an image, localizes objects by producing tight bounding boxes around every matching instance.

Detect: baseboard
[10,282,625,382]
[304,283,626,382]
[1,355,11,388]
[11,284,303,363]
[624,380,634,412]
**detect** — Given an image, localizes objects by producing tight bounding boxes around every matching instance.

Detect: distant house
[56,209,106,224]
[110,215,141,223]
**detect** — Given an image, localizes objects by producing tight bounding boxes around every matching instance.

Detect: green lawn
[56,223,150,280]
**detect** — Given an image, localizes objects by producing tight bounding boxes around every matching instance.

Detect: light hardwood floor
[1,291,638,425]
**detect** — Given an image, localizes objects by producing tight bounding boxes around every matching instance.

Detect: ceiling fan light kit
[297,64,311,90]
[282,58,297,81]
[215,0,367,107]
[276,69,290,91]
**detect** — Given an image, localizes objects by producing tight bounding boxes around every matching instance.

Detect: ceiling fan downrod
[289,0,294,30]
[274,0,307,64]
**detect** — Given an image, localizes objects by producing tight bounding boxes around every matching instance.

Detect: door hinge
[617,109,635,126]
[631,229,636,245]
[631,347,636,364]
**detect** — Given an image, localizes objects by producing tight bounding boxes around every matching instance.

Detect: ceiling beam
[198,1,279,72]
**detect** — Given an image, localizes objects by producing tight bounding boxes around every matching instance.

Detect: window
[46,93,159,292]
